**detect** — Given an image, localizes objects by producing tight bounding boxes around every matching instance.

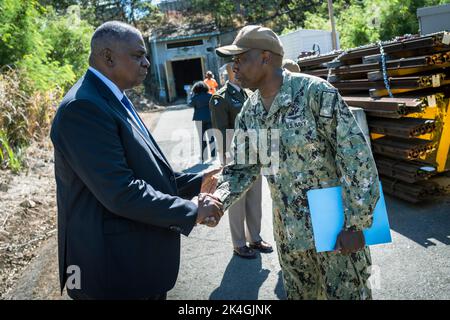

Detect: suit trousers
[228,175,263,248]
[195,121,215,162]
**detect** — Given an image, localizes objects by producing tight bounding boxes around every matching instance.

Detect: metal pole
[328,0,338,50]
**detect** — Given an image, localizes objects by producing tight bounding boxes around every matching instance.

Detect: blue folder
[307,182,391,252]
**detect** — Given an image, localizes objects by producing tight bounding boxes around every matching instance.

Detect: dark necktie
[121,95,149,138]
[121,95,170,167]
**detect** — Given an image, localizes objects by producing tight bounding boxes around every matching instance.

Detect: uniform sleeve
[213,110,261,211]
[310,81,380,232]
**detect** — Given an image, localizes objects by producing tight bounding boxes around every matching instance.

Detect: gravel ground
[0,138,57,298]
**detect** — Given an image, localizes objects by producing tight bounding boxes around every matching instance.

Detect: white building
[279,29,340,61]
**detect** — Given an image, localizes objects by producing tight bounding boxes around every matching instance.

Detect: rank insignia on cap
[320,90,337,118]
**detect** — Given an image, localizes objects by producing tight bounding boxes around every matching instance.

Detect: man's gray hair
[90,21,141,53]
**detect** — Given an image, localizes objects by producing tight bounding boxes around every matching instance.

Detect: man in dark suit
[50,21,223,300]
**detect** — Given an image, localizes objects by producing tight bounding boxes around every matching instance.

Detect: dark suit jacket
[50,70,202,299]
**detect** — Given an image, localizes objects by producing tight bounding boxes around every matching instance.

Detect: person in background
[209,63,272,258]
[189,81,216,162]
[282,59,301,73]
[204,70,219,94]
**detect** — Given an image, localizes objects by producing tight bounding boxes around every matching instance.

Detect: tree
[300,0,450,49]
[0,0,94,169]
[0,0,93,91]
[188,0,323,32]
[0,0,45,67]
[37,0,164,28]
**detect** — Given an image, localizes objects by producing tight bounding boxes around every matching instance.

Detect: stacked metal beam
[298,32,450,202]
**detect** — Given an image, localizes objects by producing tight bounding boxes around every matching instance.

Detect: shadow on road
[209,254,271,300]
[208,254,286,300]
[385,195,450,248]
[275,271,286,300]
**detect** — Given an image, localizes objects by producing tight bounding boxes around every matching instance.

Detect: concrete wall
[149,34,220,103]
[279,29,339,61]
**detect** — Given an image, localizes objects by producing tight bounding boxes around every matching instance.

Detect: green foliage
[336,2,380,48]
[376,0,450,41]
[38,0,165,28]
[0,130,22,172]
[302,11,331,32]
[189,1,319,33]
[302,0,450,49]
[0,0,93,92]
[41,6,93,81]
[188,0,450,48]
[0,0,92,171]
[0,0,45,67]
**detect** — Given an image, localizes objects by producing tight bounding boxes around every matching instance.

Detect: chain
[378,41,394,98]
[327,50,347,82]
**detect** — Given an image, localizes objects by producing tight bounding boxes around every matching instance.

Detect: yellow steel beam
[417,133,433,140]
[370,133,385,140]
[405,107,438,120]
[435,99,450,172]
[370,132,433,140]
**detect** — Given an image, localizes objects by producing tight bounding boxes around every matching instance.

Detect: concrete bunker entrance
[171,58,203,99]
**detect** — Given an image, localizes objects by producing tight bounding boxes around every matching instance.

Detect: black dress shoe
[233,245,257,259]
[249,240,273,253]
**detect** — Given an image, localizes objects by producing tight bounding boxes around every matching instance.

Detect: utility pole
[328,0,338,50]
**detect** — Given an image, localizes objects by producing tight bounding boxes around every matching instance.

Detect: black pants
[201,121,216,161]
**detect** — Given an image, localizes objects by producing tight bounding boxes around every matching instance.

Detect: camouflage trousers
[277,247,373,300]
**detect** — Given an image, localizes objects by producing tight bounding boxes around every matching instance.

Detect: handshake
[192,193,224,227]
[191,167,224,228]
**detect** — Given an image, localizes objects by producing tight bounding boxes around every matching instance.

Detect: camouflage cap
[216,25,284,57]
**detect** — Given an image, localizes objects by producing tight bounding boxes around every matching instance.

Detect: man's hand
[192,193,224,227]
[335,230,365,255]
[200,167,223,194]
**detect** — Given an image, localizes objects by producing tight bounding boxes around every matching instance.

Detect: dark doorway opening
[172,58,203,99]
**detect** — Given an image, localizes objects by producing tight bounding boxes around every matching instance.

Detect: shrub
[0,1,92,171]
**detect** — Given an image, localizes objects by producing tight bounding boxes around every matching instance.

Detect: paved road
[5,106,449,300]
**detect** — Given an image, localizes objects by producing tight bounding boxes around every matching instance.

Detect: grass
[0,68,60,172]
[0,130,22,173]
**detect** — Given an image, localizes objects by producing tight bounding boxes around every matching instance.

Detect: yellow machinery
[370,94,450,173]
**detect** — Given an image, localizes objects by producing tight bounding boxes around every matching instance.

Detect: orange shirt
[204,78,218,94]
